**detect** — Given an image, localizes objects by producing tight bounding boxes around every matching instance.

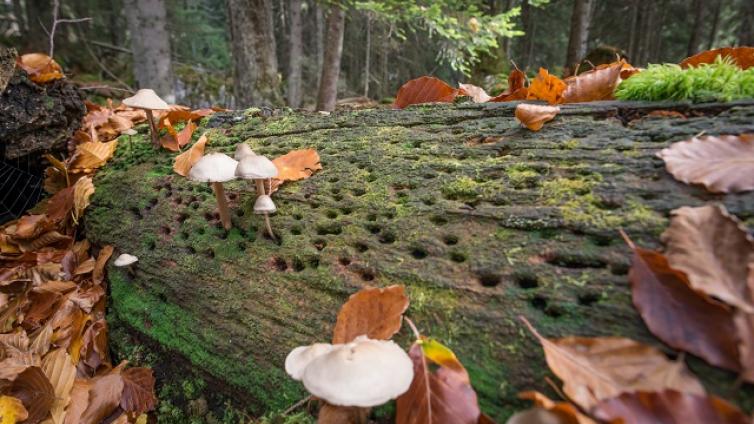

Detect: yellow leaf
[17,53,64,84]
[0,395,28,424]
[419,338,463,370]
[69,141,118,173]
[72,177,95,224]
[173,132,209,177]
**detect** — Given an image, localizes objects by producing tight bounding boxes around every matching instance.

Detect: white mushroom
[235,154,278,196]
[285,343,334,380]
[122,89,169,149]
[188,153,239,230]
[234,143,256,161]
[113,253,138,267]
[287,336,414,408]
[254,195,277,239]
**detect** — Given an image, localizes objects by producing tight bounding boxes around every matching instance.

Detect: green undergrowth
[616,58,754,102]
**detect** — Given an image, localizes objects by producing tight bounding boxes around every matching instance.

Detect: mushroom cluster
[186,143,279,237]
[285,336,414,408]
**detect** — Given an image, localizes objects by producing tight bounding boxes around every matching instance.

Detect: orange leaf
[332,285,409,344]
[527,68,567,104]
[459,83,491,103]
[680,46,754,69]
[517,391,596,424]
[490,68,529,102]
[272,149,322,182]
[69,141,118,173]
[173,132,209,177]
[17,53,64,84]
[393,76,460,109]
[562,61,624,103]
[515,104,560,131]
[161,120,197,152]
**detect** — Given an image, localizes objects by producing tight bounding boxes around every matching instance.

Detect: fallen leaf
[505,408,564,424]
[527,68,567,104]
[173,132,209,177]
[515,104,560,131]
[72,177,95,225]
[160,120,197,152]
[78,366,124,424]
[119,367,156,415]
[516,391,596,424]
[521,317,704,411]
[0,395,28,424]
[17,53,64,84]
[332,285,409,344]
[735,310,754,382]
[41,349,76,424]
[46,187,75,225]
[62,380,91,424]
[317,403,369,424]
[628,247,742,373]
[10,366,55,423]
[661,204,754,312]
[680,46,754,69]
[13,215,52,240]
[657,134,754,193]
[69,141,118,173]
[562,61,624,103]
[271,149,323,187]
[394,76,460,109]
[592,390,750,424]
[459,84,492,103]
[92,245,114,285]
[490,68,528,102]
[78,319,109,375]
[395,340,481,424]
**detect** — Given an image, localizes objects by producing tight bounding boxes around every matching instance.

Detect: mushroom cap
[285,343,334,380]
[123,128,138,136]
[234,144,256,160]
[235,155,278,179]
[300,336,414,407]
[122,89,169,110]
[254,195,276,214]
[188,153,239,183]
[113,253,138,267]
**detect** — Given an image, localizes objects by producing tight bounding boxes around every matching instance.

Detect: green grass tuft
[615,57,754,102]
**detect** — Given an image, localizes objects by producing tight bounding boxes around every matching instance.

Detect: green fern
[615,57,754,102]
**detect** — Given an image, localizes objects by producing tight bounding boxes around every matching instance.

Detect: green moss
[541,176,626,229]
[616,57,754,102]
[506,164,541,189]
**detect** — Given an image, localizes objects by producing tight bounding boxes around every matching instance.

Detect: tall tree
[287,0,303,107]
[124,0,175,102]
[226,0,282,108]
[316,4,345,111]
[564,0,594,75]
[519,0,536,70]
[707,0,722,50]
[24,0,53,52]
[739,0,754,45]
[686,0,705,56]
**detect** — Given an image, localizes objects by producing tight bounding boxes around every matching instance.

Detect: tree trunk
[707,0,722,50]
[564,0,594,76]
[315,5,345,112]
[627,0,640,62]
[88,100,754,421]
[24,0,53,53]
[739,0,754,46]
[501,0,514,59]
[226,0,282,108]
[363,12,371,98]
[11,0,26,37]
[124,0,175,103]
[519,0,536,70]
[315,2,325,77]
[686,0,705,57]
[287,0,303,108]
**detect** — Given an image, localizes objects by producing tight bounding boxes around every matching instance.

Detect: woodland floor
[84,100,754,422]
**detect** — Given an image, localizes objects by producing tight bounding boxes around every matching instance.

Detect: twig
[281,395,313,416]
[81,33,133,91]
[77,85,134,94]
[404,317,421,339]
[48,0,92,58]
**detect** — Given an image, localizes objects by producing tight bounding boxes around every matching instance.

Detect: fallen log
[85,100,754,421]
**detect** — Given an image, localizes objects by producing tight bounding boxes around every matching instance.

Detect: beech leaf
[270,149,323,193]
[332,285,409,344]
[173,132,209,177]
[41,349,76,424]
[10,366,55,424]
[527,68,566,104]
[562,61,624,103]
[514,391,596,424]
[120,367,156,415]
[592,390,750,424]
[521,317,704,411]
[394,76,460,109]
[69,141,118,173]
[17,53,64,84]
[490,68,528,102]
[0,395,28,424]
[657,134,754,193]
[515,104,560,131]
[459,84,491,103]
[72,177,95,225]
[661,204,754,312]
[680,46,754,69]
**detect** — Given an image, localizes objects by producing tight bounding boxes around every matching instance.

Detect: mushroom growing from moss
[235,154,278,196]
[285,336,414,408]
[234,143,256,161]
[188,153,238,230]
[254,194,277,240]
[113,253,138,276]
[122,89,169,149]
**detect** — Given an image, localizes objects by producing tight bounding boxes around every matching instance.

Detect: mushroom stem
[145,109,160,148]
[212,182,232,230]
[263,213,276,241]
[255,179,266,196]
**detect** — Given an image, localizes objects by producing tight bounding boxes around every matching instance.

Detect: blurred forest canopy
[1,0,753,109]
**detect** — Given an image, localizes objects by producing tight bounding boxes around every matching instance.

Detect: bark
[707,0,722,50]
[226,0,282,108]
[519,0,536,70]
[315,2,325,77]
[315,5,345,112]
[564,0,594,76]
[627,0,640,61]
[687,0,705,57]
[739,0,754,46]
[287,0,303,108]
[89,100,754,421]
[24,0,53,53]
[363,13,371,98]
[124,0,175,103]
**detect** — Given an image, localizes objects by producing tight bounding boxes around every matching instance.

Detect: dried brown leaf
[517,391,596,424]
[41,348,76,424]
[680,46,754,69]
[17,53,64,84]
[561,61,624,103]
[332,285,409,344]
[527,68,567,104]
[120,367,157,415]
[515,104,560,131]
[657,134,754,193]
[10,366,55,423]
[173,132,208,177]
[459,84,491,103]
[394,76,460,109]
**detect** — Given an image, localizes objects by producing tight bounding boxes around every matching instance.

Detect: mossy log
[85,101,754,421]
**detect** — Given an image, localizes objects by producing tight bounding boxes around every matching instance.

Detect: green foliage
[353,0,527,75]
[615,58,754,102]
